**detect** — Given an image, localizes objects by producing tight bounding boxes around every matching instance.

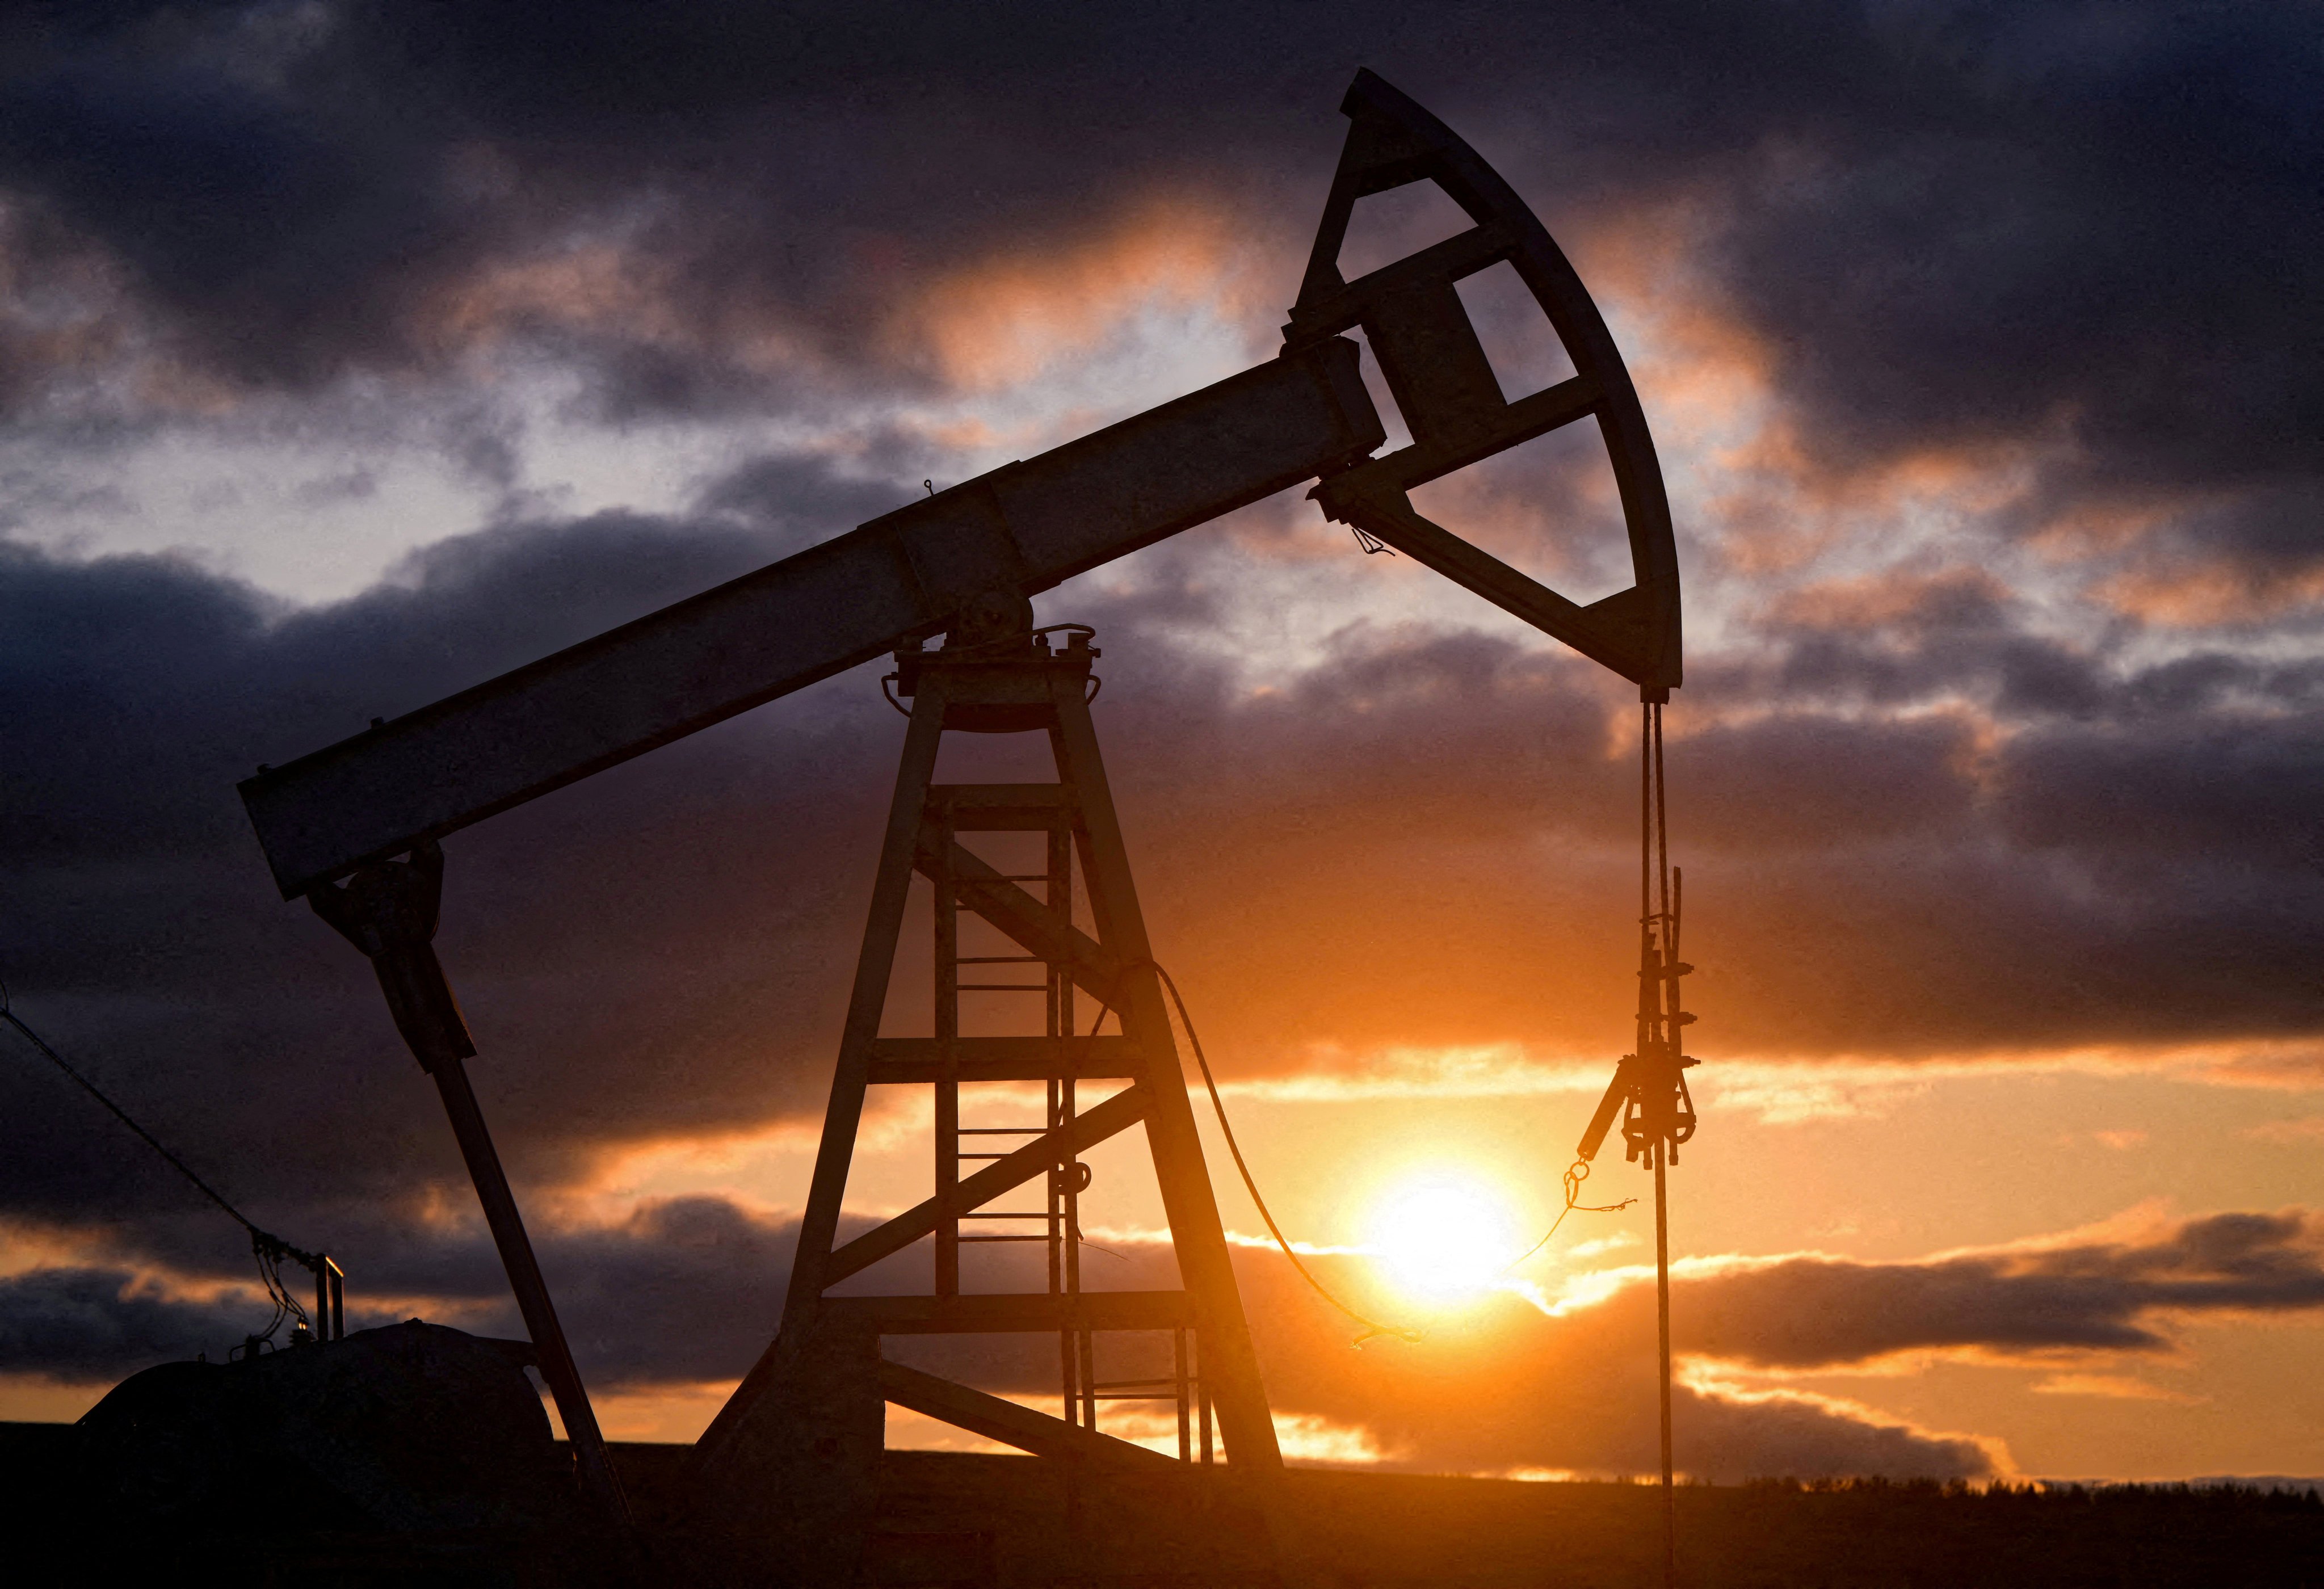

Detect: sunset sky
[3,3,2321,1486]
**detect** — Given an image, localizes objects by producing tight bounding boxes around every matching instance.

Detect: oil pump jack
[237,70,1690,1572]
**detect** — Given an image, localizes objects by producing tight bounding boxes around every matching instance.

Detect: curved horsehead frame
[1293,71,1679,692]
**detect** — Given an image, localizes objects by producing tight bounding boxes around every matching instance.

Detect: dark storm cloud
[0,5,476,388]
[1999,713,2324,869]
[2,0,2314,574]
[1675,1210,2324,1369]
[1712,5,2324,559]
[5,493,2322,1273]
[0,1264,267,1377]
[0,1197,1996,1478]
[60,1197,2312,1478]
[0,463,914,1241]
[1725,566,2324,724]
[1077,577,2324,1056]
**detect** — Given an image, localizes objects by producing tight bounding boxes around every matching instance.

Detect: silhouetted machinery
[226,72,1686,1580]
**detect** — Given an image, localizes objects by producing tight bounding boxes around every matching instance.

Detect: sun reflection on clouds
[2029,1373,2205,1405]
[891,195,1268,394]
[1203,1039,2324,1129]
[560,1118,823,1225]
[1216,1044,1607,1102]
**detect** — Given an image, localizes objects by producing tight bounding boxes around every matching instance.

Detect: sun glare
[1367,1173,1524,1304]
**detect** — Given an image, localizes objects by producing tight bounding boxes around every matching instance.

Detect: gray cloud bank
[18,1200,2324,1479]
[1,484,2318,1265]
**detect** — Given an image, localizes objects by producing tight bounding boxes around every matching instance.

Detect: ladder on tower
[687,623,1270,1576]
[927,767,1212,1461]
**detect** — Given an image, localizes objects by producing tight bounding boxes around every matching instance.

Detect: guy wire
[1,985,317,1339]
[2,1001,254,1237]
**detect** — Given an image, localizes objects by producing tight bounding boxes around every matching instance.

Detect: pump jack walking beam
[234,69,1684,1536]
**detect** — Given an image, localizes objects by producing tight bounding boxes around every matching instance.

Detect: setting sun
[1366,1174,1525,1304]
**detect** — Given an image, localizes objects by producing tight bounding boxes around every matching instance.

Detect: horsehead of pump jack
[236,70,1683,1522]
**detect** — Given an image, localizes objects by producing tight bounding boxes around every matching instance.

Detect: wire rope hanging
[1530,690,1698,1589]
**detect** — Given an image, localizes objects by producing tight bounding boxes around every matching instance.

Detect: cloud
[2028,1373,2201,1403]
[0,1265,279,1377]
[0,502,893,1233]
[3,3,2321,1476]
[24,1165,2324,1479]
[1666,1209,2324,1370]
[2,495,2320,1253]
[2246,1117,2324,1144]
[0,1195,1998,1481]
[0,0,2311,540]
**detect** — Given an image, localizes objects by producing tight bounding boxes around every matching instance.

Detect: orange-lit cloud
[2096,556,2324,629]
[2028,1373,2204,1403]
[889,195,1267,392]
[2245,1116,2324,1143]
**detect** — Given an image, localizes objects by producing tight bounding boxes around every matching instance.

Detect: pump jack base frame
[684,634,1299,1579]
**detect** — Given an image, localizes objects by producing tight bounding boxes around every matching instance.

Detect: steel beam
[825,1290,1193,1334]
[938,782,1075,832]
[867,1035,1139,1084]
[877,1361,1184,1474]
[915,829,1125,1004]
[821,1084,1150,1286]
[1045,670,1287,1470]
[1286,69,1680,690]
[239,340,1381,899]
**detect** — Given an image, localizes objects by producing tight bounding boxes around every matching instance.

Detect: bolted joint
[308,836,447,955]
[308,839,476,1073]
[944,587,1036,650]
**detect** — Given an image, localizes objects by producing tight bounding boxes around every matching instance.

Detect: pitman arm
[240,69,1681,899]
